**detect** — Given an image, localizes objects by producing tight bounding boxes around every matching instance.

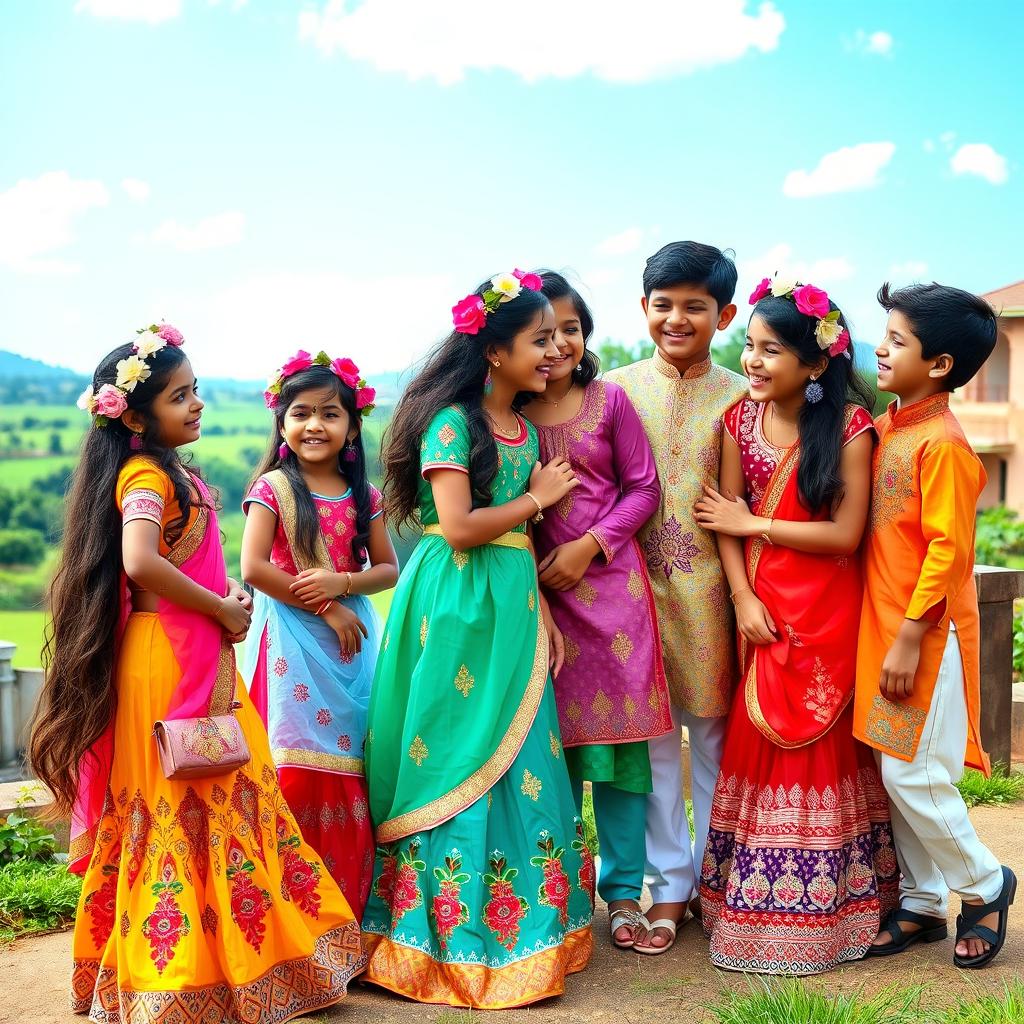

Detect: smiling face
[642,284,736,371]
[280,384,355,467]
[742,313,823,404]
[546,295,586,386]
[489,304,559,394]
[148,358,204,448]
[875,309,948,402]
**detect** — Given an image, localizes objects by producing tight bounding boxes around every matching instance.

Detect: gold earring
[493,360,501,368]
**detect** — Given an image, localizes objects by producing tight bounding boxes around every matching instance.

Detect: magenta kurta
[532,380,672,748]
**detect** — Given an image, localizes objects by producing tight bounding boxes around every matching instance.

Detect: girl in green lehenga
[361,270,594,1008]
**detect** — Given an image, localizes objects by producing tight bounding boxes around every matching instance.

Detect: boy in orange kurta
[855,282,1012,970]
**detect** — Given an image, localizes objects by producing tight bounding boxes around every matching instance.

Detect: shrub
[0,812,58,865]
[0,528,46,567]
[975,507,1024,567]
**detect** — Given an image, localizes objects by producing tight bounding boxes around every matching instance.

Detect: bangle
[729,586,753,604]
[340,571,353,597]
[315,599,334,617]
[524,490,544,523]
[760,519,774,545]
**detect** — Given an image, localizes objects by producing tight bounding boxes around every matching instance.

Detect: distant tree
[0,486,13,528]
[48,432,63,455]
[712,327,746,375]
[11,492,64,542]
[21,416,39,429]
[0,528,47,567]
[595,338,655,371]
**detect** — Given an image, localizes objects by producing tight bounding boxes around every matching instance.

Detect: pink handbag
[153,704,250,780]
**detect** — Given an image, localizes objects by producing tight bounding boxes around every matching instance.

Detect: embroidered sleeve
[369,485,385,520]
[242,476,280,517]
[122,488,164,527]
[842,405,877,446]
[420,406,471,477]
[723,399,746,444]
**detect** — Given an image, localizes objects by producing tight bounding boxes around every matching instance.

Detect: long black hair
[383,278,551,531]
[31,340,202,818]
[750,295,874,512]
[537,269,600,386]
[248,364,372,565]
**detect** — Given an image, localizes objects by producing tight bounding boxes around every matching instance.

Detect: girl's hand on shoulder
[538,534,600,591]
[323,600,368,658]
[289,568,342,606]
[528,459,579,509]
[694,485,758,537]
[214,595,251,637]
[733,590,777,646]
[539,594,565,678]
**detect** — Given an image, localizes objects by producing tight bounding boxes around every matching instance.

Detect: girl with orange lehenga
[30,325,364,1023]
[694,279,898,974]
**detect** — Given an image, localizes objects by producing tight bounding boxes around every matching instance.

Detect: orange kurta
[854,394,990,775]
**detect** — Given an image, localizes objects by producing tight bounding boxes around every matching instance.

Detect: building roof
[982,279,1024,316]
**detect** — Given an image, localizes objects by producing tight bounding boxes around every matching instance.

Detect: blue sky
[1,0,1021,381]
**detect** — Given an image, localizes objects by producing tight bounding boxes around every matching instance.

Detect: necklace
[536,381,575,407]
[766,401,796,450]
[490,414,521,439]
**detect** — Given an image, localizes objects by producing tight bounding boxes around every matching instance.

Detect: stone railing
[0,641,43,781]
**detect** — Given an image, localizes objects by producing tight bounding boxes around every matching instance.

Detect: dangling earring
[342,442,357,463]
[278,441,289,460]
[805,377,824,404]
[493,360,501,367]
[130,432,143,451]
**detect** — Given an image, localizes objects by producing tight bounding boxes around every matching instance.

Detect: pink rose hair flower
[748,277,772,304]
[263,389,280,409]
[828,328,852,358]
[95,383,128,419]
[330,357,360,388]
[452,294,488,335]
[355,385,376,410]
[157,323,184,347]
[512,268,543,291]
[280,350,314,377]
[792,284,831,320]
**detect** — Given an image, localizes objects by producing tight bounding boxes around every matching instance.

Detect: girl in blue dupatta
[242,351,398,920]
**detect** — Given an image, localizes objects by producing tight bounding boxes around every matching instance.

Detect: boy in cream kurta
[607,241,747,951]
[856,282,1012,969]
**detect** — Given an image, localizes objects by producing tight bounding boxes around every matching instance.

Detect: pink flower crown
[264,350,376,417]
[749,274,852,359]
[452,268,543,335]
[77,322,185,425]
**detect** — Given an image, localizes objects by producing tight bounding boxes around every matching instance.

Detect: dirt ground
[2,804,1022,1024]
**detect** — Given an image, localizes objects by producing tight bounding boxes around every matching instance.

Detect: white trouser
[644,705,726,904]
[877,629,1003,917]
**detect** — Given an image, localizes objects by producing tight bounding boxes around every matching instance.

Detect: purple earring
[130,433,143,451]
[342,443,357,462]
[278,441,289,460]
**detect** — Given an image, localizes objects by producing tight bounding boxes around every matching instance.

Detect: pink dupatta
[69,478,236,874]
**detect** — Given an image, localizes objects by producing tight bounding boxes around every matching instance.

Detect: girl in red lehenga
[693,275,899,975]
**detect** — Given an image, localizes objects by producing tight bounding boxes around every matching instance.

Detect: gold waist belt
[421,523,530,550]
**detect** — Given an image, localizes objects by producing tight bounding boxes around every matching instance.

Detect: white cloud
[783,141,896,198]
[151,211,246,251]
[950,143,1009,185]
[923,139,935,153]
[0,171,110,273]
[74,0,181,22]
[596,228,644,257]
[740,244,855,295]
[888,260,929,280]
[121,177,151,202]
[178,270,458,376]
[850,29,893,56]
[298,0,785,84]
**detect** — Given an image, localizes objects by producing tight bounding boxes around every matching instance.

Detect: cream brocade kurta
[605,353,748,717]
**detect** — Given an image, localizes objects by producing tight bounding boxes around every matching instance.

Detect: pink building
[953,280,1023,511]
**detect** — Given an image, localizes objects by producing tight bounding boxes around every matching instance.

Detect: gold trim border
[273,746,365,776]
[421,523,529,550]
[376,614,548,843]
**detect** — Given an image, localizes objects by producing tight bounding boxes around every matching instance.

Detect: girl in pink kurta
[522,272,672,951]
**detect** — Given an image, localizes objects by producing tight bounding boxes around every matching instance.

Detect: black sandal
[864,908,948,957]
[953,865,1017,969]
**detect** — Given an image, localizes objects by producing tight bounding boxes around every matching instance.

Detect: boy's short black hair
[877,282,998,390]
[642,241,738,308]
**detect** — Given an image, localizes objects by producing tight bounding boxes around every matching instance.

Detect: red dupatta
[739,409,872,749]
[68,478,236,873]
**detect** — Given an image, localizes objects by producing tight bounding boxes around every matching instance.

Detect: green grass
[956,764,1024,808]
[931,984,1024,1024]
[711,981,924,1024]
[0,860,82,941]
[0,610,47,668]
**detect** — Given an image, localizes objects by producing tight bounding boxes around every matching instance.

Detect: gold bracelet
[525,490,544,523]
[341,571,352,597]
[729,586,753,604]
[760,519,774,545]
